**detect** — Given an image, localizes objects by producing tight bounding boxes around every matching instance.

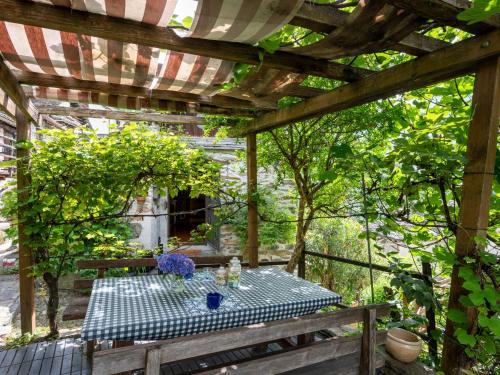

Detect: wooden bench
[62,252,241,322]
[92,303,391,375]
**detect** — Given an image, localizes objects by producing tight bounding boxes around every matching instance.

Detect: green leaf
[455,328,476,347]
[448,308,468,324]
[181,16,193,28]
[488,315,500,337]
[457,0,500,24]
[483,336,496,355]
[258,38,281,54]
[468,291,485,306]
[330,143,354,158]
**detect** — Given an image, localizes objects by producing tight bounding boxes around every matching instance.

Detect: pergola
[0,0,498,372]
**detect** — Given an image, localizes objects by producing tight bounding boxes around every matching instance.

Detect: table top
[81,267,341,341]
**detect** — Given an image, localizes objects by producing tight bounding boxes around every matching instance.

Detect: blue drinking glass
[207,292,224,309]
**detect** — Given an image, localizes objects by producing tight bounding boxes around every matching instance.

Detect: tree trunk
[286,197,309,273]
[43,272,59,337]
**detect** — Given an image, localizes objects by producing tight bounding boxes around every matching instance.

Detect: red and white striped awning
[31,0,177,26]
[189,0,305,44]
[0,0,307,111]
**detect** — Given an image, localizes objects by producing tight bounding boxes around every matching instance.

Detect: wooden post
[360,308,376,375]
[246,133,258,268]
[16,107,35,334]
[442,57,500,374]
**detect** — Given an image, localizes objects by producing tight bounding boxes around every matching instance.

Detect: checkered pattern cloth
[81,267,341,341]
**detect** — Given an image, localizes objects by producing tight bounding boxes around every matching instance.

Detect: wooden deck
[0,338,90,375]
[0,336,294,375]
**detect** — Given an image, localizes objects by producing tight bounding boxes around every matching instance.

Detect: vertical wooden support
[145,348,161,375]
[246,133,258,268]
[360,308,376,375]
[442,57,500,374]
[16,107,35,334]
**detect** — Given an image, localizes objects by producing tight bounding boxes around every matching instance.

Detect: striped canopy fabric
[0,22,161,86]
[31,0,178,26]
[153,50,234,95]
[0,0,308,111]
[189,0,305,44]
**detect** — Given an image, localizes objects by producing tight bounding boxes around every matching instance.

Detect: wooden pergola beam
[0,87,17,118]
[0,0,370,82]
[25,92,259,118]
[36,107,204,124]
[15,71,267,110]
[233,29,500,136]
[290,2,450,56]
[387,0,500,35]
[0,57,37,122]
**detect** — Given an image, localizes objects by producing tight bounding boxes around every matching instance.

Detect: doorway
[169,189,206,242]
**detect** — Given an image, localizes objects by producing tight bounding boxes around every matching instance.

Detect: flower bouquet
[157,253,195,293]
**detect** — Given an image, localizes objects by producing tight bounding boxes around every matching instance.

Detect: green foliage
[2,124,220,278]
[457,0,500,24]
[1,333,41,349]
[221,187,295,249]
[452,254,500,366]
[1,124,221,332]
[305,218,384,304]
[209,20,499,370]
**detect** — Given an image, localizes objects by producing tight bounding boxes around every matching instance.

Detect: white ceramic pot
[386,327,422,363]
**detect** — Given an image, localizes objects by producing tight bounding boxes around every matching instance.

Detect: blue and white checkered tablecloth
[81,267,341,341]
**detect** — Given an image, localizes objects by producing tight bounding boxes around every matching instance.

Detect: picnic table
[81,267,341,341]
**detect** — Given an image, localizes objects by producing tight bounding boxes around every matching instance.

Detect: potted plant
[386,327,422,363]
[157,253,195,293]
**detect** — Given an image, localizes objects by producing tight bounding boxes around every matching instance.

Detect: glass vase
[171,275,186,293]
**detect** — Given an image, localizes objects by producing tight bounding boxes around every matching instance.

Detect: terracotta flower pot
[386,327,422,363]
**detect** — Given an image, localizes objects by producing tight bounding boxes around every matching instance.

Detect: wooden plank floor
[0,338,91,375]
[0,331,333,375]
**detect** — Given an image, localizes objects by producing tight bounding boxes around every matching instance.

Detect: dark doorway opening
[169,189,206,242]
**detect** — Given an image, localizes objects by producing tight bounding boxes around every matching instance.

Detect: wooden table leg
[86,340,95,360]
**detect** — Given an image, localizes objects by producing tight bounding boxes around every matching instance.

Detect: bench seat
[62,297,90,321]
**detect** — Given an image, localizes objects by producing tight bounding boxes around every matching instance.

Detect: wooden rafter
[290,2,450,56]
[387,0,500,35]
[36,107,205,124]
[0,57,37,122]
[15,72,270,110]
[0,0,370,82]
[25,91,259,118]
[233,30,500,136]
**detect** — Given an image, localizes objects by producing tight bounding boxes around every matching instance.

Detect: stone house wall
[129,136,295,262]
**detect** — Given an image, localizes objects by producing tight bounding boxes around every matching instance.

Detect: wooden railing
[299,247,437,363]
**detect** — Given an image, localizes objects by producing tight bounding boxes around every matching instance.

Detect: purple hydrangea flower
[157,253,195,278]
